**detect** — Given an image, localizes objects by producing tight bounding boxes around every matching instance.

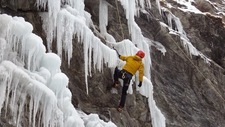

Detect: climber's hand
[138,82,142,87]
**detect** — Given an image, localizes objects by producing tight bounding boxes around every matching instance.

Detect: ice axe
[112,47,120,58]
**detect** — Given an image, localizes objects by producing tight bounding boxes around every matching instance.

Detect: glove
[138,82,142,87]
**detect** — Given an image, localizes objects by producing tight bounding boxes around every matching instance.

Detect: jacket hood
[134,55,142,61]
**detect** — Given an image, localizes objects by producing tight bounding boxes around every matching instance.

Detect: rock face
[1,0,225,127]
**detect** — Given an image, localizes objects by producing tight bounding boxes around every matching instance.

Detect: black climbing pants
[114,67,133,108]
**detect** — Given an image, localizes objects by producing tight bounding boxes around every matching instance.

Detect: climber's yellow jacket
[120,55,144,81]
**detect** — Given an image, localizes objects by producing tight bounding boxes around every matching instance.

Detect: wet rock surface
[1,0,225,127]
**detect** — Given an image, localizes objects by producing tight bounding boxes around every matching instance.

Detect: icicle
[0,38,6,62]
[99,0,108,34]
[37,0,60,52]
[149,40,167,55]
[51,8,117,94]
[21,33,45,71]
[16,91,28,127]
[36,0,47,10]
[0,14,13,38]
[166,11,173,28]
[0,13,92,127]
[36,0,60,28]
[56,9,75,66]
[56,11,65,58]
[9,17,33,53]
[99,0,116,42]
[163,8,211,63]
[28,97,33,127]
[83,28,91,94]
[0,65,7,114]
[9,73,20,121]
[28,79,63,127]
[40,13,55,52]
[3,62,13,117]
[88,37,92,77]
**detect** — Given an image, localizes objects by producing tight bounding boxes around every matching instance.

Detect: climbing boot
[117,106,123,112]
[112,81,120,88]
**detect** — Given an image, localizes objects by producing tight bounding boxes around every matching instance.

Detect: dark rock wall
[1,0,225,127]
[150,1,225,127]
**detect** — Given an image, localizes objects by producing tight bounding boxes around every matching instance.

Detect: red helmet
[136,50,145,58]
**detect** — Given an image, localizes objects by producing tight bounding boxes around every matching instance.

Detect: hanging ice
[144,77,166,127]
[35,0,166,126]
[0,38,6,62]
[0,13,117,127]
[0,14,13,38]
[37,0,60,51]
[0,64,7,115]
[162,8,211,63]
[53,7,118,94]
[0,61,64,127]
[21,33,46,71]
[99,0,116,42]
[56,8,75,65]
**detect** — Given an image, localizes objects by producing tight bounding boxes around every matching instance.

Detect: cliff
[0,0,225,127]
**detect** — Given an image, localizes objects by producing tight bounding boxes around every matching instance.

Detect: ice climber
[113,50,145,112]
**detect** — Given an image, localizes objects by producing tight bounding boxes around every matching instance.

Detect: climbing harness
[122,72,126,79]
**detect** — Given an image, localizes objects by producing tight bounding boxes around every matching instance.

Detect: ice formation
[38,0,166,126]
[41,4,118,94]
[0,61,64,127]
[0,13,116,127]
[99,0,116,42]
[162,7,211,64]
[0,38,6,62]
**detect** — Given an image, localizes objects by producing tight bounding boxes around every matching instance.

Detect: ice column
[99,0,116,42]
[0,38,6,62]
[37,0,60,51]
